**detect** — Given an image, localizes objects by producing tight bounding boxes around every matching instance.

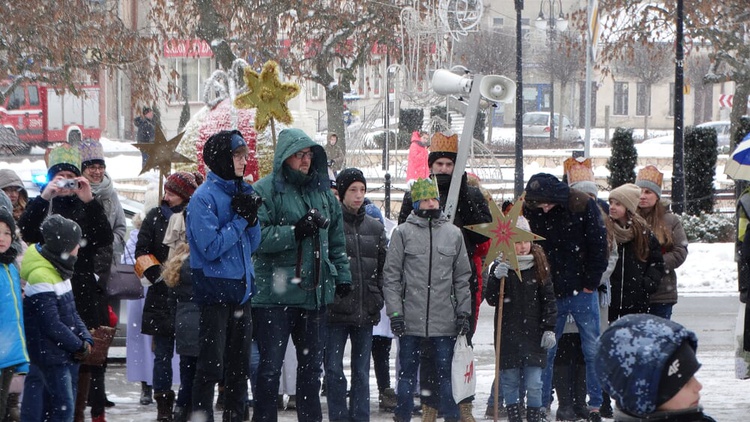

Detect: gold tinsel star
[464,193,543,277]
[234,60,301,132]
[134,126,193,176]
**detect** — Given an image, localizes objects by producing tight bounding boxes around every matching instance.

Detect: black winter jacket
[19,195,114,329]
[485,263,557,369]
[137,205,178,337]
[168,260,200,357]
[525,188,608,297]
[328,206,387,326]
[609,232,665,322]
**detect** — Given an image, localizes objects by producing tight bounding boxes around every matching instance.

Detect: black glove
[295,211,320,241]
[390,315,405,337]
[456,313,471,336]
[335,283,352,298]
[144,266,162,284]
[74,341,92,362]
[597,283,608,294]
[231,193,262,226]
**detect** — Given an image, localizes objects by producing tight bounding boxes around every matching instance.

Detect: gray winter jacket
[383,211,472,337]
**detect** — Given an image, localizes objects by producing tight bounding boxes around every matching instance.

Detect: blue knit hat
[595,314,700,417]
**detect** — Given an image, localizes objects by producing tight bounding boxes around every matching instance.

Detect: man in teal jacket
[252,128,352,422]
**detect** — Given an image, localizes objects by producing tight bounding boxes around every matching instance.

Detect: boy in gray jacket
[383,177,472,422]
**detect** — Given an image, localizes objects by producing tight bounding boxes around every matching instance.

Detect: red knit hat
[164,172,199,201]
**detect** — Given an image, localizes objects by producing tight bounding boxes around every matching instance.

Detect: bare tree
[534,30,585,122]
[0,1,159,105]
[453,27,516,77]
[150,0,402,163]
[614,42,672,139]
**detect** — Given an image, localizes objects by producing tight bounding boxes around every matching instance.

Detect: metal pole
[672,0,685,213]
[384,172,391,219]
[514,0,525,198]
[583,0,594,157]
[548,0,555,145]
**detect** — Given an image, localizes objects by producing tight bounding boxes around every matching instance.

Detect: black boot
[506,403,523,422]
[140,382,153,405]
[154,391,175,422]
[173,406,189,422]
[554,364,577,421]
[527,407,545,422]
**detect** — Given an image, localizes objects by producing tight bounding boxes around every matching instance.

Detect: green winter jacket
[252,128,351,310]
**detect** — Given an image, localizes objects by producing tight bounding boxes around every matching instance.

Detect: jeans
[253,306,327,422]
[176,355,197,408]
[371,336,392,392]
[501,366,543,408]
[648,303,674,320]
[395,336,458,421]
[542,292,602,409]
[21,362,79,422]
[152,334,175,393]
[192,302,252,422]
[325,324,373,421]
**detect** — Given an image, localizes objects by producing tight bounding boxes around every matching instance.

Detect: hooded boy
[186,129,261,422]
[21,215,93,422]
[251,128,352,421]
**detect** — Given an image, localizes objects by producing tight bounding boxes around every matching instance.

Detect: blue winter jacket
[187,171,261,305]
[0,261,29,373]
[21,245,92,366]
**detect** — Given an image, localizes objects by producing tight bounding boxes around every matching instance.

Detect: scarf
[517,253,535,271]
[612,220,635,244]
[283,164,316,188]
[0,246,17,265]
[160,202,186,221]
[89,173,113,198]
[38,244,77,280]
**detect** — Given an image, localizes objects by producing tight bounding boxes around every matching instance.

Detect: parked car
[641,121,730,150]
[522,112,582,146]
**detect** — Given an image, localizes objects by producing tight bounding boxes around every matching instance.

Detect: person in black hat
[186,130,261,422]
[325,168,387,422]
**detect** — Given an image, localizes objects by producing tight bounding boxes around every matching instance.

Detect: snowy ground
[2,137,749,420]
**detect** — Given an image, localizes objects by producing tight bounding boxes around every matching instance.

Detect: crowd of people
[0,127,718,422]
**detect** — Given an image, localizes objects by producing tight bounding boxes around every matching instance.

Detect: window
[636,83,651,116]
[493,17,504,27]
[358,66,366,96]
[613,82,628,116]
[166,58,214,103]
[310,81,320,100]
[7,86,25,110]
[668,82,675,116]
[28,85,39,106]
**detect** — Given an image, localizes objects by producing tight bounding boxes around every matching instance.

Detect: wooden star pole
[464,194,543,420]
[133,125,193,198]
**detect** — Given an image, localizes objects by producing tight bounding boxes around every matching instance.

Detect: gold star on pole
[134,126,193,176]
[464,193,544,277]
[234,60,301,147]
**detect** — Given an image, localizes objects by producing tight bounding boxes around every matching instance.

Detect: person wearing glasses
[77,138,127,420]
[523,173,608,422]
[252,128,352,422]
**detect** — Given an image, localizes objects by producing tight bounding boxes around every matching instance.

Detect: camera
[55,179,79,190]
[305,208,330,229]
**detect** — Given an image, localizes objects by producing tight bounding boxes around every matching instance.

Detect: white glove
[541,331,556,350]
[493,260,510,279]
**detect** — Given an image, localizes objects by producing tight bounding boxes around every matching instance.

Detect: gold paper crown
[430,132,458,154]
[563,157,591,177]
[636,165,663,187]
[567,162,595,184]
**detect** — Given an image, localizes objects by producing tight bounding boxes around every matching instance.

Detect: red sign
[719,94,733,108]
[163,39,214,58]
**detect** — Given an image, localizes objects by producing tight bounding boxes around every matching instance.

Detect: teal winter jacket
[252,128,351,310]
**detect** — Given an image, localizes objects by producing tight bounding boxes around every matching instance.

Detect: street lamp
[535,0,567,145]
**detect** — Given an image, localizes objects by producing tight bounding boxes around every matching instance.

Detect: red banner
[163,39,214,58]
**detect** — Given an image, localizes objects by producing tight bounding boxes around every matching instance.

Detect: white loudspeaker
[431,69,473,96]
[479,75,516,103]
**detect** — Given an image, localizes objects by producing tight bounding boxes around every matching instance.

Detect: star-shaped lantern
[464,193,544,278]
[234,60,301,146]
[134,126,193,176]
